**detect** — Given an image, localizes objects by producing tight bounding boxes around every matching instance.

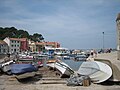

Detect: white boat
[1,60,14,67]
[47,60,74,77]
[19,55,33,60]
[1,60,14,74]
[77,61,112,83]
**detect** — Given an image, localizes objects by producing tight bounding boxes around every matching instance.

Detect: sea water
[61,59,84,71]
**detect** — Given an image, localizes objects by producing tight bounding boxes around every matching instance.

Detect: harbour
[0,50,120,90]
[0,1,120,90]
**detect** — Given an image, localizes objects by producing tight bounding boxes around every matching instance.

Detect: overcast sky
[0,0,120,49]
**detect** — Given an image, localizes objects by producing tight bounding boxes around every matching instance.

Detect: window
[5,45,7,48]
[3,49,6,52]
[14,49,16,52]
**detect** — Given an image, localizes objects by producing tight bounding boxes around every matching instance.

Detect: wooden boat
[77,61,112,83]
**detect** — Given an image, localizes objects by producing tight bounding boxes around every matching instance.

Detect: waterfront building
[35,41,60,52]
[116,13,120,60]
[28,40,60,52]
[28,40,36,52]
[4,37,29,54]
[4,37,20,54]
[3,37,60,53]
[19,38,29,52]
[0,40,8,54]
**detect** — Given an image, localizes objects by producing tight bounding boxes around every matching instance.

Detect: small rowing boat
[77,61,112,83]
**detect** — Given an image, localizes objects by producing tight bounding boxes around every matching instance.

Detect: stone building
[116,13,120,60]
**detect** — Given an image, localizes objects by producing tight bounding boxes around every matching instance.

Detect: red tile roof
[35,42,59,45]
[9,38,27,41]
[19,38,27,41]
[9,38,20,41]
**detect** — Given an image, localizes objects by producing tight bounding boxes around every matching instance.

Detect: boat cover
[11,64,37,75]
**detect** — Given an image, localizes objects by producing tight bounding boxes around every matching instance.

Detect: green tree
[0,27,44,41]
[30,33,44,42]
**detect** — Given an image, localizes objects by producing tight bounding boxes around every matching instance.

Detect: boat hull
[15,72,36,79]
[77,61,112,83]
[47,61,73,77]
[11,64,37,75]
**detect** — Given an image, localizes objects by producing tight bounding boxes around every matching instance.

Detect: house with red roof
[28,41,60,52]
[35,41,60,52]
[19,38,29,51]
[4,37,29,54]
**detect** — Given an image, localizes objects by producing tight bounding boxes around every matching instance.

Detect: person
[90,49,94,58]
[93,49,97,58]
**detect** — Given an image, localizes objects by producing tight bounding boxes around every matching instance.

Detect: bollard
[82,77,91,86]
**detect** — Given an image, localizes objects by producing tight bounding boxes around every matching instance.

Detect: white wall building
[4,37,20,54]
[0,40,8,54]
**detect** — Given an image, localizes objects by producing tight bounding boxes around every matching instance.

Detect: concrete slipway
[94,51,120,81]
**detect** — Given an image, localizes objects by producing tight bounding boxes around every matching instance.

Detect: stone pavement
[0,74,120,90]
[95,51,120,69]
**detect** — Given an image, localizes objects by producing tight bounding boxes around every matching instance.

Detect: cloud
[0,0,119,49]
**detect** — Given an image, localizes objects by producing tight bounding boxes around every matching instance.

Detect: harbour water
[62,59,84,71]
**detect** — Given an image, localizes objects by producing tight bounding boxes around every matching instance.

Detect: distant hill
[0,27,44,42]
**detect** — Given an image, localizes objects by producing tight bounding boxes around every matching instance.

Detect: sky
[0,0,120,49]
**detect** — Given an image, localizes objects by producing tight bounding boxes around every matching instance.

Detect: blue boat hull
[11,64,37,75]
